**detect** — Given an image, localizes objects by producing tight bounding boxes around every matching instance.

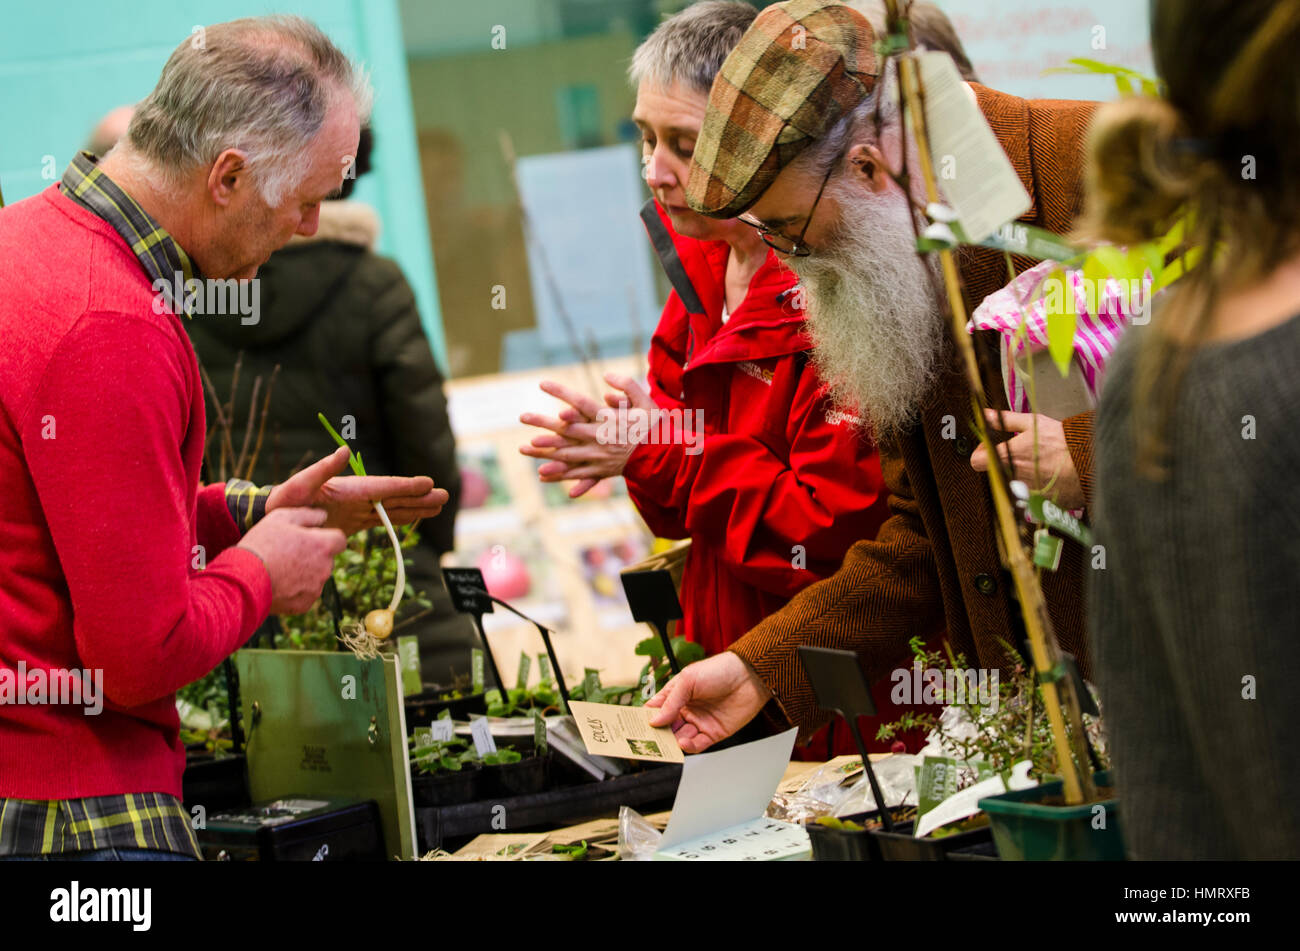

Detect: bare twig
[244,364,281,481]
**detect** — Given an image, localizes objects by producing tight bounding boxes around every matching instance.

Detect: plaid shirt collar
[60,150,201,312]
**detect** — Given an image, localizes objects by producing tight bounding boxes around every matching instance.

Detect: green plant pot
[977,770,1125,861]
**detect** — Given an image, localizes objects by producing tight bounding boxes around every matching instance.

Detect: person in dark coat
[186,128,476,682]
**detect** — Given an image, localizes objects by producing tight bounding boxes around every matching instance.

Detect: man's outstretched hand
[646,652,774,753]
[265,447,449,536]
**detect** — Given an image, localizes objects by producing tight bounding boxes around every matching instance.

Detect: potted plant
[480,745,550,799]
[409,736,483,808]
[805,806,916,862]
[872,637,1113,860]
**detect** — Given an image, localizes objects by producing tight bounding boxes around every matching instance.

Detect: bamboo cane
[884,0,1093,803]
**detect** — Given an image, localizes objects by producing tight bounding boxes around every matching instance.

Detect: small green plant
[567,635,705,706]
[409,736,479,775]
[875,637,1107,789]
[482,748,523,766]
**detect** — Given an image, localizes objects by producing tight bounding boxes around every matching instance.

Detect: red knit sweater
[0,186,272,799]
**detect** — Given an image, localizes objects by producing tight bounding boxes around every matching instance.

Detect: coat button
[974,573,997,596]
[953,435,973,457]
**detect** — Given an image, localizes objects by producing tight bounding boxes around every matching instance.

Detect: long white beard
[789,183,945,436]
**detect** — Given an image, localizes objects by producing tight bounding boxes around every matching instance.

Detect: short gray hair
[123,15,372,205]
[629,1,758,96]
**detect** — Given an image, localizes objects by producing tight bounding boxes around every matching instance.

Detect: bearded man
[648,0,1099,751]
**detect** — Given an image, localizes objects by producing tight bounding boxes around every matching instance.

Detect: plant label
[469,715,497,756]
[397,636,422,697]
[471,649,485,695]
[537,654,553,684]
[442,567,494,615]
[1032,528,1064,571]
[532,709,548,755]
[566,701,683,763]
[413,727,433,748]
[430,719,454,742]
[516,652,531,690]
[918,51,1031,243]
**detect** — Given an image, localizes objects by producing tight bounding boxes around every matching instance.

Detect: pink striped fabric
[968,260,1150,412]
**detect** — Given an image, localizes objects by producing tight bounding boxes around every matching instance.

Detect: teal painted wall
[0,0,447,371]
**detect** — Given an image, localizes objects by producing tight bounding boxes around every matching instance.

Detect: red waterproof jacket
[623,202,891,656]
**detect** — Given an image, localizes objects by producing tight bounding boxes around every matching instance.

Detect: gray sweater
[1090,312,1300,859]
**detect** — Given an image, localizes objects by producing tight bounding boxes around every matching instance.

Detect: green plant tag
[397,636,422,697]
[917,757,960,818]
[532,709,548,755]
[1032,529,1064,571]
[471,648,485,694]
[974,221,1081,262]
[583,668,602,703]
[438,708,452,721]
[516,652,532,690]
[412,727,433,748]
[538,654,553,684]
[1026,493,1093,547]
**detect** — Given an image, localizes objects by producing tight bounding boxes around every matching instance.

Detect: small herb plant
[875,637,1108,789]
[409,736,479,775]
[566,635,705,706]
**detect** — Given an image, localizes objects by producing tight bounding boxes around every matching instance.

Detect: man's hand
[970,409,1084,510]
[265,446,449,536]
[646,652,773,753]
[519,373,655,499]
[237,507,348,615]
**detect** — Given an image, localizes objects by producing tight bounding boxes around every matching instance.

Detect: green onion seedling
[318,413,404,641]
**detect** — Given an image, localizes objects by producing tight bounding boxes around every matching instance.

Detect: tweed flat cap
[685,0,878,219]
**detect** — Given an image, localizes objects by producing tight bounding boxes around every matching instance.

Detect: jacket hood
[196,201,381,347]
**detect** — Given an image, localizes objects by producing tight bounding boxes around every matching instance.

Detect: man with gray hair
[0,16,447,860]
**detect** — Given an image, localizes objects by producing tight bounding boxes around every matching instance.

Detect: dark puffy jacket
[185,200,474,680]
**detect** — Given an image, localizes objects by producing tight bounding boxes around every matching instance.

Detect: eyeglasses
[738,164,834,257]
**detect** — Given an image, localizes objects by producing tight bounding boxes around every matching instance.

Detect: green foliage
[317,412,366,476]
[482,748,523,766]
[276,525,431,651]
[1041,58,1163,98]
[551,840,589,859]
[875,637,1107,788]
[569,635,705,707]
[409,736,478,775]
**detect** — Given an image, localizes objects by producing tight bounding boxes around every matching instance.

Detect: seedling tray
[873,818,994,861]
[415,763,682,853]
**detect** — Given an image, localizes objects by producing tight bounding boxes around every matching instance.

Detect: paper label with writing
[919,51,1032,243]
[469,715,497,756]
[532,709,548,755]
[430,718,455,742]
[566,700,683,763]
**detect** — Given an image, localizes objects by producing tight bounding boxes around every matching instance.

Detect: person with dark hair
[1086,0,1300,859]
[185,126,474,681]
[520,1,893,687]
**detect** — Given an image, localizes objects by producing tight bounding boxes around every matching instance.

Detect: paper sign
[442,567,494,615]
[919,51,1032,243]
[397,636,422,697]
[430,718,455,742]
[566,701,684,764]
[470,716,497,756]
[655,729,805,861]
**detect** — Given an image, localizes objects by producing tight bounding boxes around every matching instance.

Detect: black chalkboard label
[442,568,494,615]
[620,569,683,624]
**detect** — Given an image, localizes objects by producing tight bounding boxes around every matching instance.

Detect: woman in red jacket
[522,2,891,663]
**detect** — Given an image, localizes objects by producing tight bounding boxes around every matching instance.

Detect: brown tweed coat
[730,84,1100,741]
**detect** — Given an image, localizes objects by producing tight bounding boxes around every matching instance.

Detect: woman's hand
[519,373,656,498]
